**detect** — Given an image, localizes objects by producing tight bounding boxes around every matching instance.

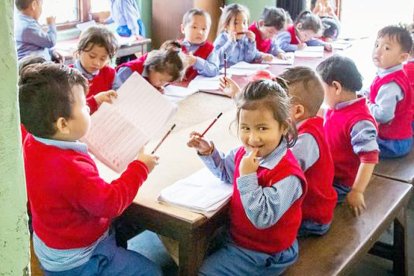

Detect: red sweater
[24,134,148,249]
[181,42,214,81]
[369,69,412,139]
[116,53,148,74]
[324,98,378,188]
[298,117,336,225]
[249,22,272,53]
[230,147,307,254]
[403,61,414,120]
[287,25,300,45]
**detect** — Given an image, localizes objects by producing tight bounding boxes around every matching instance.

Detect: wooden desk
[374,149,414,184]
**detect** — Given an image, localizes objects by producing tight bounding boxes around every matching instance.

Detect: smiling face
[182,14,210,44]
[372,35,408,69]
[238,107,286,158]
[79,44,109,74]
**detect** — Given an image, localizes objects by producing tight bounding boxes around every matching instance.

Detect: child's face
[227,12,248,38]
[79,44,110,74]
[182,15,210,44]
[258,23,280,40]
[297,28,317,42]
[372,35,408,69]
[238,107,286,158]
[62,85,91,141]
[148,70,173,90]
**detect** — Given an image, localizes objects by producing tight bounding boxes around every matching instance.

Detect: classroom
[1,0,414,275]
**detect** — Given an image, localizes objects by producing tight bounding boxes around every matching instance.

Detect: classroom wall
[137,0,152,40]
[225,0,275,21]
[0,0,29,274]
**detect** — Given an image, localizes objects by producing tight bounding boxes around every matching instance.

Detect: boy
[280,66,337,236]
[368,25,413,158]
[14,0,62,62]
[19,63,162,275]
[180,8,219,80]
[248,7,289,60]
[317,55,379,216]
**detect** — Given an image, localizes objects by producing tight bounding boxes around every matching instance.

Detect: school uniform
[403,59,414,131]
[291,117,336,237]
[180,40,219,81]
[276,25,326,52]
[116,53,148,84]
[368,64,413,158]
[198,140,306,275]
[324,98,379,202]
[213,32,261,68]
[14,12,57,60]
[23,134,161,275]
[248,22,284,57]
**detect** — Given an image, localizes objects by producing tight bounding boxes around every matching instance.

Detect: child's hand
[185,53,197,66]
[51,50,65,64]
[297,43,307,50]
[346,190,366,216]
[324,43,333,52]
[246,30,255,42]
[277,52,288,60]
[239,149,260,176]
[94,90,117,107]
[46,16,56,25]
[219,76,240,98]
[261,53,273,62]
[187,131,213,155]
[135,148,159,173]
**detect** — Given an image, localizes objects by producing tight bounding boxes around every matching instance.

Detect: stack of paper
[221,61,269,76]
[294,46,324,58]
[262,53,295,65]
[158,168,233,216]
[163,85,198,103]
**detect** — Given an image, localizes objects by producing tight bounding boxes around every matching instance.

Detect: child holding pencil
[188,79,307,275]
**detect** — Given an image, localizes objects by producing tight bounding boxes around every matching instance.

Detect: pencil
[223,53,227,84]
[200,113,223,137]
[151,124,176,154]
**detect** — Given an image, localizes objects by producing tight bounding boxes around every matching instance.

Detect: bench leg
[393,208,407,276]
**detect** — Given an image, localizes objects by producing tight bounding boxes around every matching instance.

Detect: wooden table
[374,149,414,184]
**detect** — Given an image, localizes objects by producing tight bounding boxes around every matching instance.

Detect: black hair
[260,7,287,30]
[77,26,119,59]
[377,25,413,54]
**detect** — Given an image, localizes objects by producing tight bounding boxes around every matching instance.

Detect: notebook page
[262,53,295,65]
[163,85,198,103]
[294,46,324,58]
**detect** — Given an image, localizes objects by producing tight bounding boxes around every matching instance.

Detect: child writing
[312,0,340,41]
[14,0,63,62]
[116,40,185,92]
[213,3,262,68]
[317,55,379,216]
[276,10,332,52]
[71,25,120,115]
[280,66,337,236]
[248,7,289,60]
[188,80,307,275]
[180,8,219,81]
[367,25,413,158]
[19,63,162,275]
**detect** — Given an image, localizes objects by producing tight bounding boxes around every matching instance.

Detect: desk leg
[178,233,208,276]
[393,208,407,276]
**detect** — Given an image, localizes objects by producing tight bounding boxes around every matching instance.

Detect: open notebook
[158,168,233,217]
[221,61,269,76]
[82,72,177,173]
[262,52,295,65]
[294,46,324,58]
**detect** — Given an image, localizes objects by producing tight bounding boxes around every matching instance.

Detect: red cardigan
[181,42,214,81]
[24,134,149,249]
[249,22,272,53]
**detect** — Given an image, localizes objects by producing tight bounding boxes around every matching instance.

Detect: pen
[223,53,227,85]
[151,124,176,154]
[200,112,223,137]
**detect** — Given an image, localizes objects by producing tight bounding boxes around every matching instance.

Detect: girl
[213,4,261,68]
[276,10,332,52]
[312,0,341,41]
[116,40,185,92]
[188,80,307,275]
[71,25,120,114]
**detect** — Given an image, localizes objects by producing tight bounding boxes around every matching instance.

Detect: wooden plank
[374,149,414,184]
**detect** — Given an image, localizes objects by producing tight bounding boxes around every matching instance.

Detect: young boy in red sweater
[19,63,162,275]
[280,66,337,235]
[317,55,379,216]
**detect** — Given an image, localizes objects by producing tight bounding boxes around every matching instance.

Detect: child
[312,0,341,41]
[368,25,413,158]
[19,63,162,275]
[280,66,337,236]
[213,3,262,68]
[316,55,379,216]
[116,40,185,92]
[188,80,307,275]
[109,0,146,38]
[248,7,289,60]
[276,10,331,52]
[404,26,414,131]
[180,8,219,81]
[71,25,120,115]
[14,0,62,62]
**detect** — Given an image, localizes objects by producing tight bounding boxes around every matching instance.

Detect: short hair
[377,25,413,54]
[15,0,34,10]
[145,45,185,82]
[19,63,88,138]
[235,79,297,147]
[77,26,119,59]
[260,7,287,30]
[316,55,363,92]
[182,8,211,27]
[280,66,324,117]
[18,55,47,76]
[295,10,323,34]
[218,3,250,34]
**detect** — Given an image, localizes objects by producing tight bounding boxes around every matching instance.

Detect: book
[163,85,198,103]
[158,168,232,217]
[220,61,269,76]
[294,46,324,58]
[187,75,231,97]
[262,52,295,65]
[81,72,177,173]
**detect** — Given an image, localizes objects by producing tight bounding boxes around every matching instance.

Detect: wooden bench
[285,175,412,276]
[373,149,414,184]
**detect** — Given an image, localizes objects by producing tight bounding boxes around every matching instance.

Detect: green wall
[219,0,275,22]
[0,0,29,274]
